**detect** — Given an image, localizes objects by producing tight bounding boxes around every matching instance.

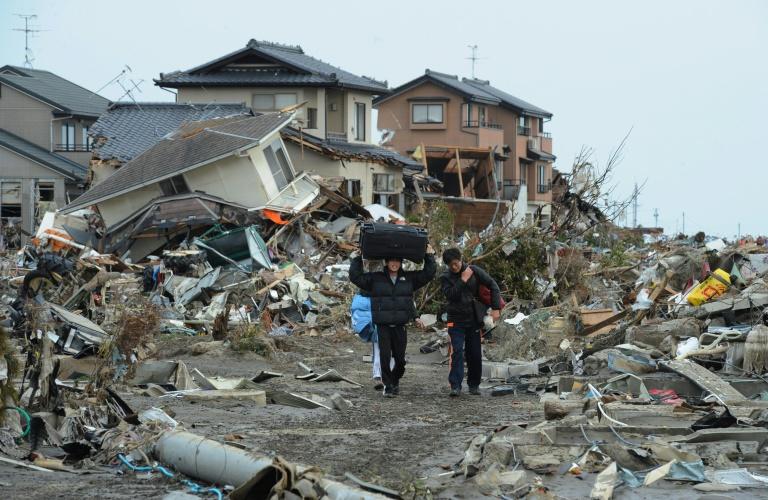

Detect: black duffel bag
[360,222,428,263]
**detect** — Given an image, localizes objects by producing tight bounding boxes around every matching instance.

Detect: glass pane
[412,105,428,123]
[355,103,365,140]
[428,105,443,123]
[275,145,294,184]
[264,146,288,190]
[275,93,297,109]
[252,94,274,110]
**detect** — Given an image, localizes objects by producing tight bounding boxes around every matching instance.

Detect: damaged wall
[284,142,402,205]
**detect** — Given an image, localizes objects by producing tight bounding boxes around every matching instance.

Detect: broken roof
[375,69,552,118]
[91,102,252,163]
[155,39,389,94]
[281,127,422,171]
[62,113,293,213]
[0,128,87,181]
[0,65,110,118]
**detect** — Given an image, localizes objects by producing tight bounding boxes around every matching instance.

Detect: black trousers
[377,324,407,389]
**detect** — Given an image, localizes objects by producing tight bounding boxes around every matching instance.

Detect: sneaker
[469,386,481,396]
[373,377,384,391]
[392,385,400,395]
[383,386,395,398]
[449,388,461,398]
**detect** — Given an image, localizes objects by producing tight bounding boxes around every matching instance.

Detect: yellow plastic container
[687,268,731,306]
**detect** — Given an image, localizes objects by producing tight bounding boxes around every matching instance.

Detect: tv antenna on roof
[466,45,483,79]
[13,14,47,68]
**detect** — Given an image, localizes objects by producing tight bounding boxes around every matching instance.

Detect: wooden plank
[662,359,746,404]
[455,148,465,197]
[420,142,429,177]
[580,309,629,336]
[185,389,267,405]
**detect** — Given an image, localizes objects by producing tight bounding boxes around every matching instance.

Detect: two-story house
[154,40,414,210]
[0,65,109,239]
[374,69,555,225]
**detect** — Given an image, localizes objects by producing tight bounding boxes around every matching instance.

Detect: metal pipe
[153,431,387,499]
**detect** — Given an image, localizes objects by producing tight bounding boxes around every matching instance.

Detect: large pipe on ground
[153,430,388,500]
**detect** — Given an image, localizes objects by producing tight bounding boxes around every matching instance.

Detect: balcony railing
[325,131,348,143]
[55,144,91,152]
[463,120,502,129]
[540,131,552,139]
[537,182,552,194]
[517,126,531,136]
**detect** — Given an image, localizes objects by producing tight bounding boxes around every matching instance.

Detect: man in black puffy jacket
[350,246,436,397]
[441,247,501,397]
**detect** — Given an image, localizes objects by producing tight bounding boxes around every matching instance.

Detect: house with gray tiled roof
[87,102,251,185]
[155,39,389,145]
[0,65,110,240]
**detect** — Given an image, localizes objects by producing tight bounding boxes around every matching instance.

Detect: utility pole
[632,182,639,228]
[653,208,659,228]
[467,45,479,79]
[13,14,43,68]
[738,222,741,239]
[682,211,686,235]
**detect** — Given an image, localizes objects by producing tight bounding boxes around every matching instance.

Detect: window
[275,93,297,109]
[478,106,487,125]
[354,102,366,141]
[81,126,92,152]
[518,116,529,127]
[1,181,21,222]
[538,164,545,185]
[373,173,396,193]
[538,119,544,134]
[412,103,444,124]
[61,122,75,151]
[307,108,318,129]
[159,175,190,196]
[519,163,527,184]
[346,179,361,200]
[264,140,294,190]
[537,163,549,193]
[464,103,473,126]
[251,93,297,111]
[37,182,55,202]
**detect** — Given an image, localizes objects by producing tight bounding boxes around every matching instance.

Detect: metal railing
[517,126,531,136]
[55,144,91,152]
[537,182,552,193]
[540,131,552,139]
[325,132,348,143]
[463,120,502,129]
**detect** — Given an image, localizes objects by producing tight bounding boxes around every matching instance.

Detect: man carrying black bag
[440,248,501,397]
[350,244,436,398]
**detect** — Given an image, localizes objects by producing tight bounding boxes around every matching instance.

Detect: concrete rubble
[1,140,768,499]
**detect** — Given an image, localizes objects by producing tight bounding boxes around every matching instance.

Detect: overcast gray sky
[1,0,766,238]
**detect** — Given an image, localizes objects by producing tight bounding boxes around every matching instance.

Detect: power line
[12,14,46,68]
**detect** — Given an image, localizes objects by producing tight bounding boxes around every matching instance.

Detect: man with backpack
[350,245,436,397]
[440,248,502,397]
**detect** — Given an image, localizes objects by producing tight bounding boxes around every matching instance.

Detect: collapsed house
[87,102,251,186]
[61,112,311,260]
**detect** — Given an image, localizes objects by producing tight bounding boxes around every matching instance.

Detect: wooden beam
[419,142,429,177]
[485,151,494,198]
[455,148,465,197]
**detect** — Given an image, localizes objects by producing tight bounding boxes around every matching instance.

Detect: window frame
[307,107,318,129]
[159,175,190,196]
[519,163,528,184]
[61,122,75,151]
[411,103,444,124]
[354,102,366,141]
[263,139,295,191]
[372,173,396,193]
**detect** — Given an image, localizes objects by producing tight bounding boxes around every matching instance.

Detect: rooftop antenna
[466,45,482,79]
[653,208,659,228]
[116,78,144,109]
[13,14,45,68]
[95,65,132,94]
